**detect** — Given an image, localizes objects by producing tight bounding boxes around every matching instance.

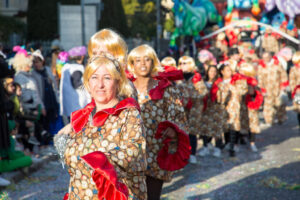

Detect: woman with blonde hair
[177,55,208,163]
[55,53,147,200]
[289,51,300,130]
[128,44,190,200]
[161,56,176,68]
[58,28,135,134]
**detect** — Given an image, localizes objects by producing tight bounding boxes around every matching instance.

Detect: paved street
[2,109,300,200]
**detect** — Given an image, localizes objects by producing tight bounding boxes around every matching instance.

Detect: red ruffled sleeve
[292,85,300,99]
[155,121,191,171]
[192,72,202,84]
[149,78,172,100]
[157,69,184,82]
[245,90,263,110]
[81,151,129,200]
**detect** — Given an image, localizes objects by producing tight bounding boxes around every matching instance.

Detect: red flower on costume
[259,60,266,68]
[292,85,300,99]
[71,98,140,133]
[273,56,279,65]
[155,121,191,171]
[81,152,129,200]
[245,90,263,110]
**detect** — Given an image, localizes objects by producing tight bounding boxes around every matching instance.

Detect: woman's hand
[58,123,73,135]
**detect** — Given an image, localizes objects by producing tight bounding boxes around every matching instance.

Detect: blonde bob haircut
[83,55,133,98]
[127,44,163,77]
[239,63,256,77]
[161,57,177,68]
[12,53,33,72]
[292,51,300,65]
[178,56,196,72]
[88,29,128,67]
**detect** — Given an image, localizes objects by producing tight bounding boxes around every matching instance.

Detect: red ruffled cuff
[81,151,128,200]
[245,90,263,110]
[210,78,222,102]
[155,121,191,171]
[157,67,184,82]
[292,85,300,99]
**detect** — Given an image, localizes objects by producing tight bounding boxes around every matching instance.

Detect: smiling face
[132,55,153,78]
[221,65,232,79]
[208,67,217,81]
[88,65,118,105]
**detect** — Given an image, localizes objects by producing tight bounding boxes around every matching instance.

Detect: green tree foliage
[122,0,156,40]
[0,15,25,42]
[99,0,129,37]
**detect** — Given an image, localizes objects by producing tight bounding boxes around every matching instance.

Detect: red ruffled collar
[245,90,263,110]
[247,77,258,87]
[71,98,140,133]
[125,70,136,82]
[210,77,223,102]
[259,56,279,68]
[149,78,172,100]
[192,71,202,84]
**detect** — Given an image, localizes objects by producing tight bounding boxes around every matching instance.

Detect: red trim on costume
[245,90,263,110]
[247,77,258,87]
[149,78,172,100]
[210,78,223,102]
[230,73,247,85]
[71,98,140,133]
[280,81,289,89]
[186,98,193,110]
[63,193,69,200]
[273,56,279,65]
[125,70,136,82]
[259,60,266,68]
[192,71,202,84]
[261,88,266,94]
[292,85,300,99]
[157,66,184,81]
[155,121,191,171]
[202,95,208,112]
[81,152,128,200]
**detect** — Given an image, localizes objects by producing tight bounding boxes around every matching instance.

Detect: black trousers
[189,134,197,155]
[146,176,164,200]
[202,136,223,148]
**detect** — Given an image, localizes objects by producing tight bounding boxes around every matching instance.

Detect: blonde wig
[161,56,177,68]
[292,51,300,65]
[88,29,128,68]
[83,54,133,98]
[178,56,196,72]
[239,63,256,77]
[12,53,33,72]
[127,44,162,77]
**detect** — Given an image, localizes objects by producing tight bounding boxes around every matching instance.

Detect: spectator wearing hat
[31,50,59,145]
[59,46,90,121]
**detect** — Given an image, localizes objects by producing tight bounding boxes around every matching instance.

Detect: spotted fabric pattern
[64,108,147,200]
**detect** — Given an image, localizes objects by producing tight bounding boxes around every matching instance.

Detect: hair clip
[89,52,121,72]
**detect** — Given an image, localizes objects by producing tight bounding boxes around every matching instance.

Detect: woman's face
[179,61,190,72]
[208,67,217,81]
[133,55,153,77]
[221,66,232,79]
[33,57,43,71]
[16,86,22,96]
[88,65,118,105]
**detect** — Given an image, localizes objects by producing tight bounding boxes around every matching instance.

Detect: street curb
[1,154,58,185]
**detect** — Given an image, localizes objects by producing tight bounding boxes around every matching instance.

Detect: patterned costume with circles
[258,60,288,124]
[64,106,147,200]
[136,80,188,182]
